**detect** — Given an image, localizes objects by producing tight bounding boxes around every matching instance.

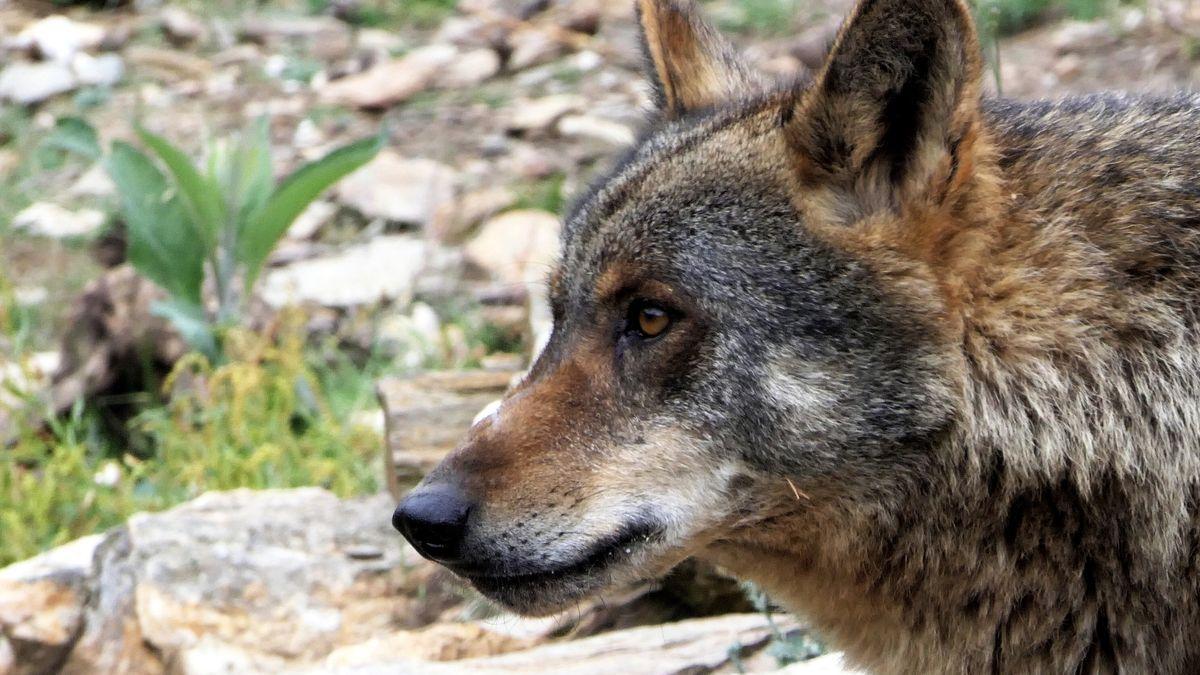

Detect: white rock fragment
[13,203,105,238]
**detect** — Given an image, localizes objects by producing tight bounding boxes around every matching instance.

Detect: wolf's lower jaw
[460,523,665,614]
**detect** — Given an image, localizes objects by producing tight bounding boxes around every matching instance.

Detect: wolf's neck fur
[707,95,1200,674]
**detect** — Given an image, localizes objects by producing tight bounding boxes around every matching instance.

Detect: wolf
[393,0,1200,671]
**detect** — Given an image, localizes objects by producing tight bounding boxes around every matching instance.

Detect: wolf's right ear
[785,0,984,216]
[636,0,764,118]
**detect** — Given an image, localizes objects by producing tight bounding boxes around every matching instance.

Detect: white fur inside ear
[473,399,502,427]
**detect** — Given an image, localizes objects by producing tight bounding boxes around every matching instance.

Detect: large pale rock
[0,535,102,675]
[336,152,457,227]
[261,236,462,308]
[464,210,561,285]
[320,44,457,109]
[6,15,106,63]
[0,61,77,105]
[62,489,431,672]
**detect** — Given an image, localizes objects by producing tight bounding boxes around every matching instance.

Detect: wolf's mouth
[457,522,664,608]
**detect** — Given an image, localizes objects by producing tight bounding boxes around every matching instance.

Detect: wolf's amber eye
[635,305,671,338]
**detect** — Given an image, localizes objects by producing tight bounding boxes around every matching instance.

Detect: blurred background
[1,0,1199,672]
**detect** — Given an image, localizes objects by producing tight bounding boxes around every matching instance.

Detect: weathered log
[376,368,520,498]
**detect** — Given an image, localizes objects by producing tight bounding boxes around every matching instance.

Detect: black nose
[392,484,472,563]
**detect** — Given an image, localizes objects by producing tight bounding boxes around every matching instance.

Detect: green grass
[513,173,567,215]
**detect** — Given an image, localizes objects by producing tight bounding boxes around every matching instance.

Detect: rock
[429,187,517,244]
[324,623,532,666]
[60,489,435,671]
[0,61,77,105]
[503,144,559,180]
[70,52,124,88]
[239,16,352,59]
[311,613,806,674]
[778,652,863,674]
[1052,21,1118,55]
[465,210,561,285]
[12,203,105,238]
[261,236,461,308]
[437,48,501,89]
[506,94,584,134]
[126,46,214,81]
[507,27,567,71]
[0,535,102,675]
[434,16,509,50]
[336,152,457,227]
[7,15,106,64]
[557,114,636,147]
[68,166,116,199]
[320,44,458,109]
[287,200,338,240]
[1054,54,1085,81]
[160,8,207,46]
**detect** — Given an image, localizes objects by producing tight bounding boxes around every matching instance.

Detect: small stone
[0,61,77,105]
[342,546,384,561]
[319,44,457,109]
[71,52,124,87]
[13,203,105,238]
[507,27,566,71]
[160,7,207,46]
[336,151,457,227]
[1053,54,1085,81]
[557,114,636,147]
[434,16,508,50]
[436,48,501,89]
[1052,21,1117,55]
[465,209,561,285]
[506,94,584,134]
[429,186,517,244]
[504,144,558,180]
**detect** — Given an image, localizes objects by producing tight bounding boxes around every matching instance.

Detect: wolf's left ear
[786,0,983,213]
[636,0,765,118]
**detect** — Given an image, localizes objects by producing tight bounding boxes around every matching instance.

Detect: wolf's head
[394,0,989,614]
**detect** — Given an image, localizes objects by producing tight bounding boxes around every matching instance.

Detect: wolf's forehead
[559,108,790,283]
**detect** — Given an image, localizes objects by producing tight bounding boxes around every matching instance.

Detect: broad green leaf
[41,117,101,162]
[151,299,217,359]
[105,142,205,306]
[136,126,224,256]
[238,133,383,288]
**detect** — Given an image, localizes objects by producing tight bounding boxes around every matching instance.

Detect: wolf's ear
[636,0,764,118]
[786,0,983,215]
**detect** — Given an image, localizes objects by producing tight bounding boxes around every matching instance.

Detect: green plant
[743,582,826,666]
[63,117,382,359]
[0,315,382,567]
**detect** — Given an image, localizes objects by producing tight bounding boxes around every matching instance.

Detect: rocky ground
[3,0,1200,673]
